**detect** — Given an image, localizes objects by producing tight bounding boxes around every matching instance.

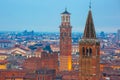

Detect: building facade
[59,9,72,71]
[79,9,100,80]
[23,51,58,72]
[0,40,13,49]
[0,69,56,80]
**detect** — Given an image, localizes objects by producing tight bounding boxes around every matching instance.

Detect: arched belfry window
[96,48,99,56]
[62,16,65,22]
[89,48,92,56]
[82,47,85,56]
[86,48,89,56]
[66,16,69,22]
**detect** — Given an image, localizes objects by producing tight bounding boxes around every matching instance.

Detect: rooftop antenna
[89,0,91,9]
[65,6,67,11]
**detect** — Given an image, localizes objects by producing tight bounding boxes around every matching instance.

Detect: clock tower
[59,9,72,71]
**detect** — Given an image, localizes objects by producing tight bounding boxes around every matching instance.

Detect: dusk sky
[0,0,120,32]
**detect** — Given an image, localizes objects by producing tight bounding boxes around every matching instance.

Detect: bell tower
[79,7,100,80]
[59,9,72,71]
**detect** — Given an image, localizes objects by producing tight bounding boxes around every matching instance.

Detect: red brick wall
[23,52,58,72]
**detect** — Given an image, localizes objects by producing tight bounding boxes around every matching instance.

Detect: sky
[0,0,120,32]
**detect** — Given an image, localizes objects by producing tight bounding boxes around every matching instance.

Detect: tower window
[89,48,92,56]
[82,47,85,56]
[86,48,89,56]
[66,16,69,22]
[69,33,71,37]
[62,16,65,22]
[96,48,99,56]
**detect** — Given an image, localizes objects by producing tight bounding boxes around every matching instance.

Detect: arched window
[89,48,92,56]
[96,48,99,56]
[62,16,65,22]
[86,48,89,56]
[66,16,69,22]
[82,47,85,56]
[69,33,71,37]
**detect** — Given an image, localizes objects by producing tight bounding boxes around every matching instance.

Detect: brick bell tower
[59,8,72,71]
[79,6,100,80]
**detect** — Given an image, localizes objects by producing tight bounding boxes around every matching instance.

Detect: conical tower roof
[61,8,71,15]
[83,10,96,39]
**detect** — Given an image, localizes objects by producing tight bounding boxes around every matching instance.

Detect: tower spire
[83,7,96,39]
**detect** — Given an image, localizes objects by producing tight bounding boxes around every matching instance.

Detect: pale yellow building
[0,53,9,70]
[0,60,8,69]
